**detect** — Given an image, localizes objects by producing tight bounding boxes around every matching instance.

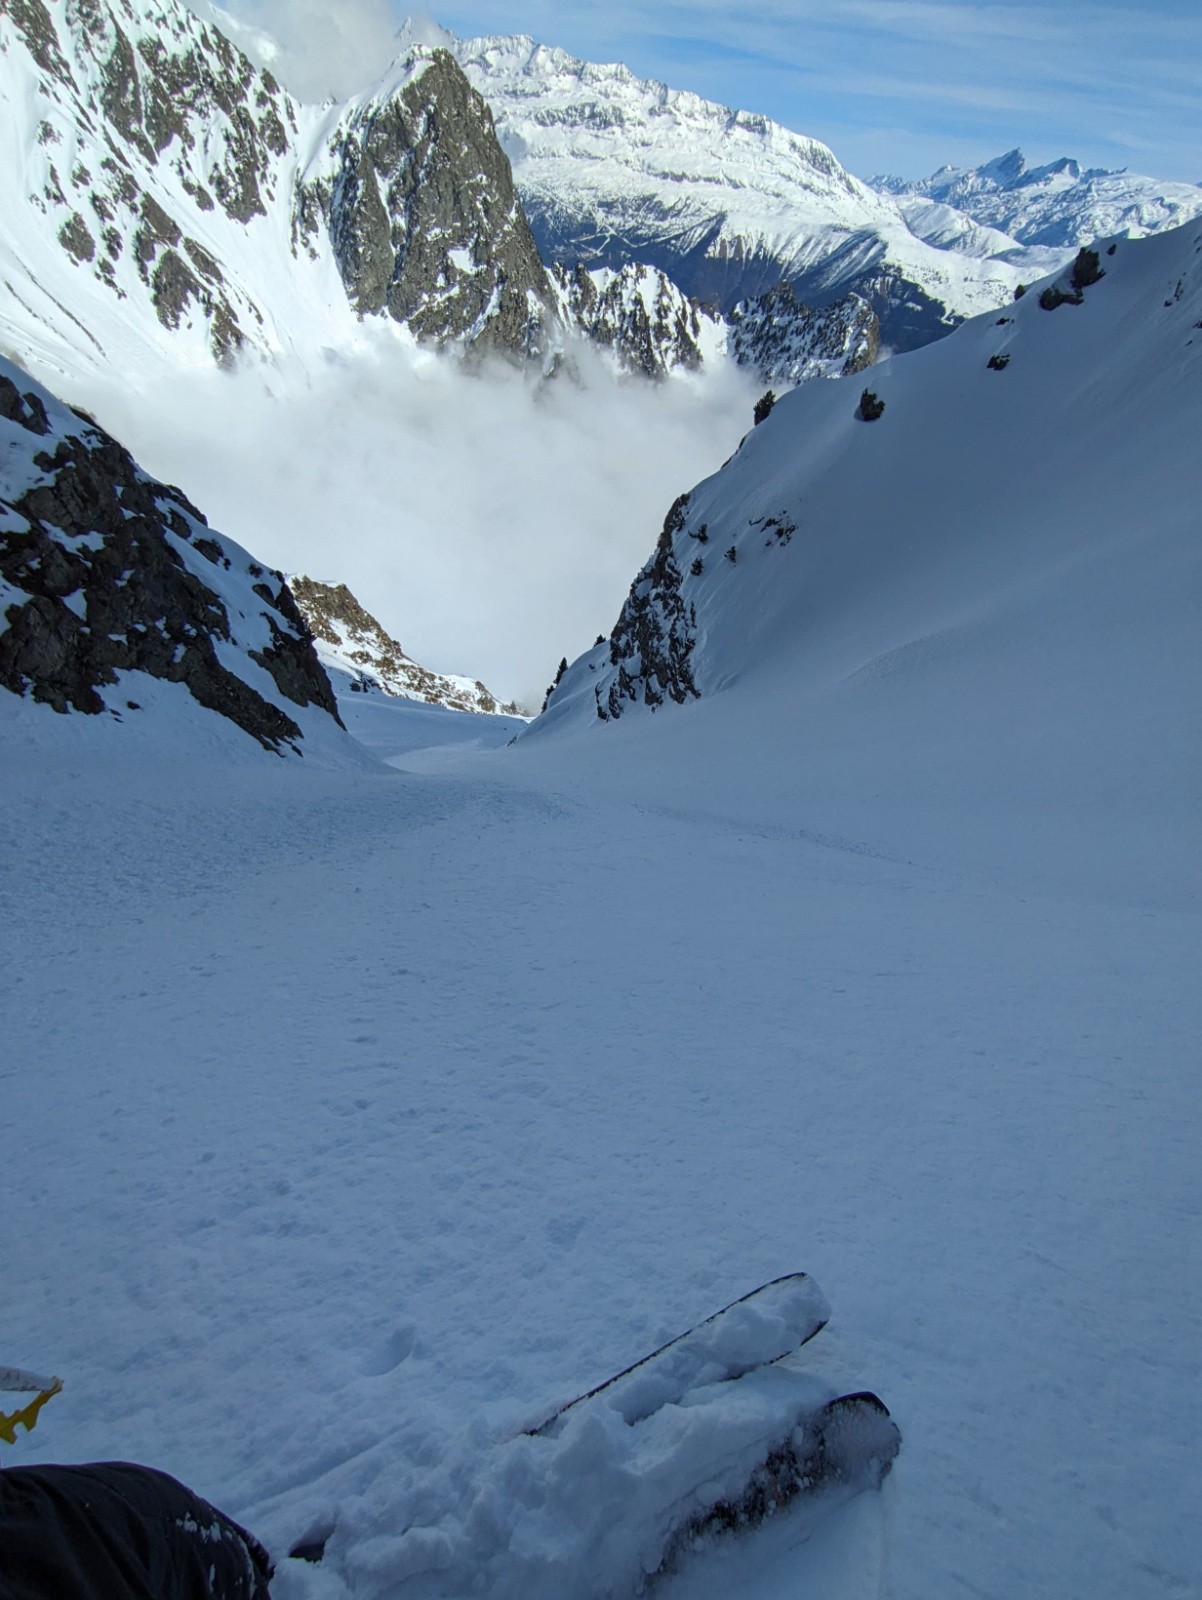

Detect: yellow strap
[0,1380,62,1445]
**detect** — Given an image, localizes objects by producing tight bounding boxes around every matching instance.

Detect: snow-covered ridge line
[871,148,1202,249]
[535,217,1202,884]
[441,26,1074,349]
[0,0,552,386]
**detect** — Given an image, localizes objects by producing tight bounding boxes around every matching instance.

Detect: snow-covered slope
[538,223,1202,904]
[445,30,1067,349]
[291,574,522,715]
[0,0,551,388]
[0,353,349,756]
[874,148,1202,249]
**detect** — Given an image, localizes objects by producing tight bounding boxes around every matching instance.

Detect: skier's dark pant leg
[0,1462,273,1599]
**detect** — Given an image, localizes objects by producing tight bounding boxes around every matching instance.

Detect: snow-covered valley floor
[2,688,1198,1600]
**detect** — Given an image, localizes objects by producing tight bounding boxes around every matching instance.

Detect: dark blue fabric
[0,1463,272,1599]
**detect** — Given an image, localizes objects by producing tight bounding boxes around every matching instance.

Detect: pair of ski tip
[525,1270,900,1463]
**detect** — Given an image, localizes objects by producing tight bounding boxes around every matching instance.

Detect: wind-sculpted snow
[0,355,346,754]
[873,148,1202,250]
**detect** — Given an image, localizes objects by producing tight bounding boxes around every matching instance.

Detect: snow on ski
[526,1272,832,1434]
[276,1279,898,1598]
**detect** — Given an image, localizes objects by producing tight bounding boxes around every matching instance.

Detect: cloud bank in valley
[75,336,758,709]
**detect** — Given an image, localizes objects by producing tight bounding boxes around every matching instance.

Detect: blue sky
[432,0,1201,183]
[222,1,1201,183]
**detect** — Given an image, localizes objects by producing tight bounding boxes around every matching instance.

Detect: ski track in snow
[2,684,1198,1600]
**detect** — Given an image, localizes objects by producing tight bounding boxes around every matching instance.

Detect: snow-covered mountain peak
[454,28,859,201]
[438,26,1061,348]
[395,14,457,55]
[873,148,1202,248]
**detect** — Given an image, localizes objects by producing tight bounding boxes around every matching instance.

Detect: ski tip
[814,1391,902,1483]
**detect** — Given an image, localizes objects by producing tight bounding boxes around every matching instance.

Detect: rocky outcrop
[549,262,721,378]
[0,358,341,752]
[728,285,879,387]
[594,493,699,720]
[1,1,560,372]
[291,575,520,716]
[299,49,553,358]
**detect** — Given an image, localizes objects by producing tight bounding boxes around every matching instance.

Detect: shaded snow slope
[0,354,352,758]
[2,680,1196,1600]
[874,148,1202,249]
[540,224,1202,907]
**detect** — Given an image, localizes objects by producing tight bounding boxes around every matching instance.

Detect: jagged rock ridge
[728,287,878,386]
[290,575,521,716]
[584,492,700,721]
[299,49,553,357]
[549,262,724,378]
[0,355,340,751]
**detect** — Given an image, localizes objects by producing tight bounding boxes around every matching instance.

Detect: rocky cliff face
[549,262,723,379]
[0,355,341,752]
[301,49,553,357]
[0,0,557,376]
[587,492,700,721]
[728,286,879,387]
[290,575,521,716]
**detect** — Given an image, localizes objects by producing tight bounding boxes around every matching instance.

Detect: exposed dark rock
[550,261,716,377]
[1,361,341,750]
[58,212,96,263]
[290,575,519,714]
[0,376,51,436]
[856,388,886,421]
[730,285,879,386]
[596,493,699,719]
[1039,248,1106,310]
[7,0,76,88]
[314,50,552,357]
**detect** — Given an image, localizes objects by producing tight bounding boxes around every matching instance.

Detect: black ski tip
[288,1533,331,1564]
[815,1391,901,1483]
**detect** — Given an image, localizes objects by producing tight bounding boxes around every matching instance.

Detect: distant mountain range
[870,149,1202,250]
[4,0,1197,391]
